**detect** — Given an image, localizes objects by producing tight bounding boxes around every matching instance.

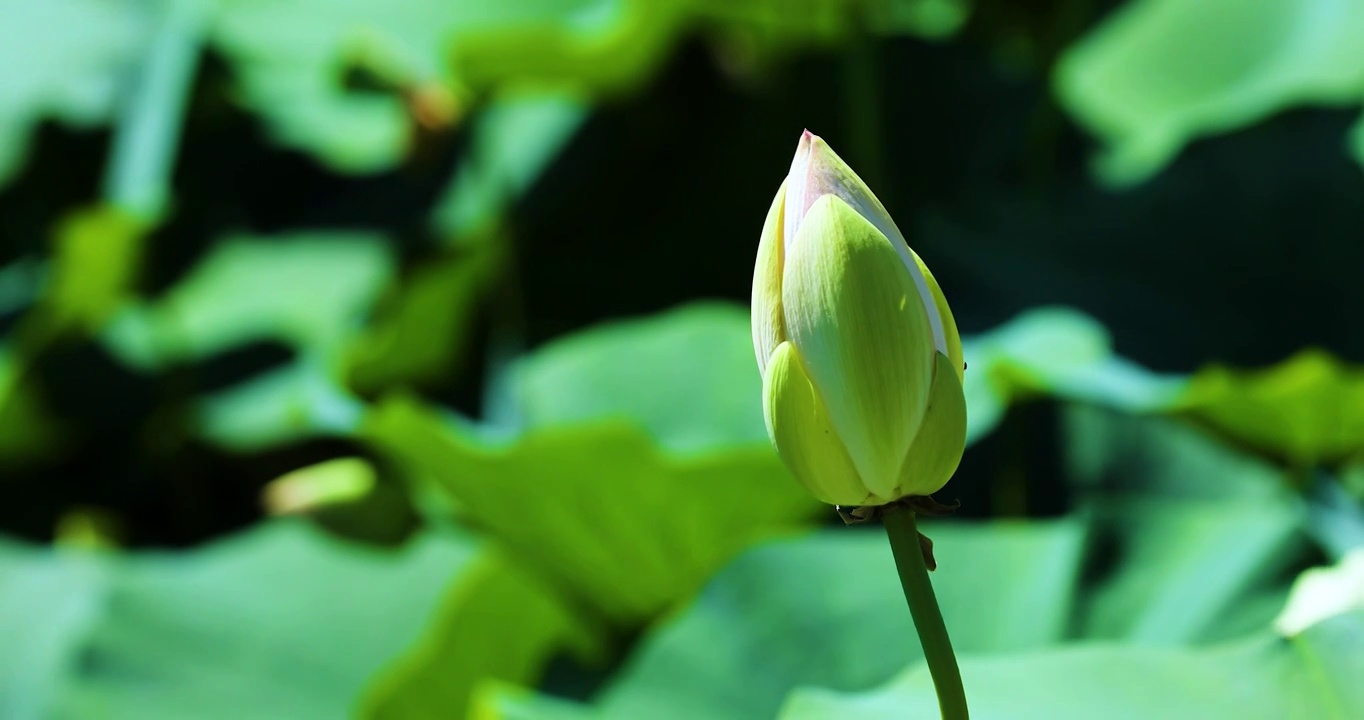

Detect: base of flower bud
[835,495,960,571]
[834,493,960,524]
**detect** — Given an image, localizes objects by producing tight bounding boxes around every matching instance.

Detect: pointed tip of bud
[785,129,850,251]
[794,130,816,164]
[798,129,831,163]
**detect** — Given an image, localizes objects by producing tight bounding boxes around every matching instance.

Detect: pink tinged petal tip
[781,130,949,358]
[783,132,815,252]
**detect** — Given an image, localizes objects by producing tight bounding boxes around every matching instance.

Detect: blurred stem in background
[4,0,207,420]
[0,0,207,421]
[884,506,969,720]
[843,0,886,191]
[104,0,210,221]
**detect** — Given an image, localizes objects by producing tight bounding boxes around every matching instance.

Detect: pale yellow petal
[912,249,964,382]
[896,352,968,497]
[751,179,788,375]
[762,341,873,506]
[782,132,814,251]
[782,194,937,499]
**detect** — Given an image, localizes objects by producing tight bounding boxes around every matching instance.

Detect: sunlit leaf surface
[962,307,1187,444]
[1055,0,1364,184]
[0,0,148,188]
[1176,349,1364,468]
[0,521,474,719]
[780,611,1364,719]
[484,519,1085,720]
[364,396,817,624]
[360,549,607,720]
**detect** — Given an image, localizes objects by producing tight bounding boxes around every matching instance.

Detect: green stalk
[103,0,210,220]
[884,506,969,719]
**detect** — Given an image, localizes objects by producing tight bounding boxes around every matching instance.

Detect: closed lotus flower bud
[752,130,966,507]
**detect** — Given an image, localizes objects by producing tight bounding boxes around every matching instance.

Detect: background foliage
[2,0,1363,718]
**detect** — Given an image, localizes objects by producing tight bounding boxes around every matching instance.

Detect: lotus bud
[752,130,966,507]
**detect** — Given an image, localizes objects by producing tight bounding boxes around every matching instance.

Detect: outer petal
[751,179,787,375]
[895,351,968,497]
[911,249,964,382]
[782,194,936,499]
[762,341,871,506]
[784,132,947,357]
[783,132,813,252]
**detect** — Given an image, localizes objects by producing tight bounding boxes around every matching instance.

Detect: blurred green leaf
[357,303,818,715]
[346,240,500,395]
[177,0,958,173]
[364,396,817,625]
[209,0,610,171]
[432,93,586,239]
[503,302,767,451]
[924,306,1362,478]
[101,0,211,221]
[0,0,148,189]
[103,234,395,365]
[363,302,818,625]
[1064,404,1293,500]
[1055,0,1364,184]
[0,546,105,720]
[0,521,475,720]
[97,235,392,449]
[482,401,1327,720]
[444,0,686,98]
[1064,407,1310,643]
[212,0,460,172]
[1304,472,1364,560]
[962,307,1186,444]
[360,549,607,720]
[45,204,151,332]
[442,0,966,102]
[1344,460,1364,499]
[779,610,1364,719]
[480,684,590,720]
[1175,349,1364,469]
[194,356,366,452]
[340,94,586,397]
[484,519,1085,720]
[1081,496,1305,645]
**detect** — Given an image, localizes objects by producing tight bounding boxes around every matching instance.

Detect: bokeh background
[3,0,1364,718]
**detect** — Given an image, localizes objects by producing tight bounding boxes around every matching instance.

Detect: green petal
[911,249,964,382]
[751,179,787,375]
[895,351,968,497]
[787,134,947,357]
[782,195,937,499]
[762,341,872,506]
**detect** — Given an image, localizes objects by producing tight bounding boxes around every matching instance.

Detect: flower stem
[884,506,968,719]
